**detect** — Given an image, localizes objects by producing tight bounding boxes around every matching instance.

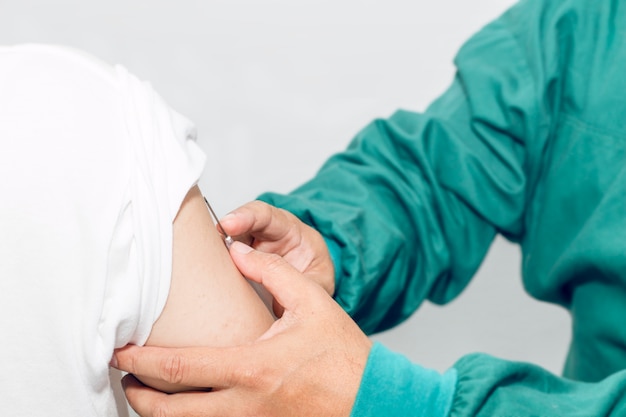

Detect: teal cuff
[351,342,457,417]
[324,236,343,290]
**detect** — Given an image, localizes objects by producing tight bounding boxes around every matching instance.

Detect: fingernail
[109,354,118,368]
[231,240,253,254]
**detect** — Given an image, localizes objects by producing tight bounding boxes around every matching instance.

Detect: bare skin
[137,187,275,393]
[113,241,372,417]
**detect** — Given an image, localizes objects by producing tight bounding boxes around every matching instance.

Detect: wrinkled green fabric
[451,354,626,416]
[261,0,626,414]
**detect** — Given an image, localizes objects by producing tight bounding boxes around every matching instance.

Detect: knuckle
[237,363,268,388]
[126,351,140,375]
[151,398,173,417]
[264,253,286,273]
[247,200,270,218]
[159,354,187,385]
[248,199,268,211]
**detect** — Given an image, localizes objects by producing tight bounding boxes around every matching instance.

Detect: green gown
[261,0,626,414]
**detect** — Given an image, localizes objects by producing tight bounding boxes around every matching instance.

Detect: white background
[0,0,570,415]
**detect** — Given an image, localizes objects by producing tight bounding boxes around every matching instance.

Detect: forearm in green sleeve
[261,1,549,334]
[260,84,529,335]
[260,58,533,336]
[352,346,626,417]
[449,354,626,416]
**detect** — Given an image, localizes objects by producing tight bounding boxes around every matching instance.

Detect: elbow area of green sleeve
[351,342,457,417]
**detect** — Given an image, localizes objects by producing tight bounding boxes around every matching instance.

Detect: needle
[203,197,234,249]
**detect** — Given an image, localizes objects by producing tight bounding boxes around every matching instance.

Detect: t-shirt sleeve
[111,65,206,347]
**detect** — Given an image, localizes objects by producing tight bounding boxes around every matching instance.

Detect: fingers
[229,241,324,312]
[122,374,234,417]
[113,345,244,389]
[219,200,336,297]
[122,374,171,417]
[220,201,299,247]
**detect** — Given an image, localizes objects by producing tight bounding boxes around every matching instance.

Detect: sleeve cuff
[351,342,457,417]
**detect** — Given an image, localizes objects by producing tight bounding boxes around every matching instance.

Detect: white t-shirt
[0,44,206,416]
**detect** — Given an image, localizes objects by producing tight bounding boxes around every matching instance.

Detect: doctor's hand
[219,200,336,297]
[113,241,372,417]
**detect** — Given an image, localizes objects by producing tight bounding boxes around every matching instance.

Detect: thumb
[229,241,322,312]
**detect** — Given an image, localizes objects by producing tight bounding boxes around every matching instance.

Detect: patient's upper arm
[141,185,274,392]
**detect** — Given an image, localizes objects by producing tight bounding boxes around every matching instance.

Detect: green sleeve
[450,354,626,416]
[260,0,547,334]
[351,342,457,417]
[351,345,626,417]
